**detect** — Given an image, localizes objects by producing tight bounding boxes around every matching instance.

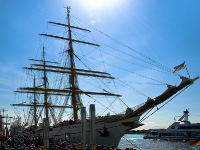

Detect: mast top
[64,6,71,14]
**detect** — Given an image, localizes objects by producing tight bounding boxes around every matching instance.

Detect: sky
[0,0,200,130]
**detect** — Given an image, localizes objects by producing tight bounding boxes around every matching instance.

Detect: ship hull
[36,115,142,148]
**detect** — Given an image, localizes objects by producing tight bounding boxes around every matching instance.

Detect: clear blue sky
[0,0,200,129]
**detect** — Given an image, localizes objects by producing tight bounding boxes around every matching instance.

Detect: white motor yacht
[144,109,200,140]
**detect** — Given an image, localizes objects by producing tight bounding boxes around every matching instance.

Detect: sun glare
[87,0,112,10]
[77,0,123,25]
[80,0,122,11]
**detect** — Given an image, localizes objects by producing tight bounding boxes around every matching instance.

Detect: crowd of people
[0,135,130,150]
[1,135,44,149]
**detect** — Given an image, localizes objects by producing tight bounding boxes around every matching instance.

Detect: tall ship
[143,109,200,140]
[11,7,199,147]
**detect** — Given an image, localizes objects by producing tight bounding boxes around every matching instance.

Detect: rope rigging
[67,18,180,89]
[73,28,176,76]
[71,15,178,75]
[79,54,168,84]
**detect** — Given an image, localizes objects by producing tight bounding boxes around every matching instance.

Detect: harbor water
[118,134,200,150]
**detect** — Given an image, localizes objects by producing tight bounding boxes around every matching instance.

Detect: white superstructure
[144,109,200,140]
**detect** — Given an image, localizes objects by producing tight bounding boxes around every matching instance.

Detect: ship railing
[54,119,82,127]
[96,114,125,123]
[119,102,146,117]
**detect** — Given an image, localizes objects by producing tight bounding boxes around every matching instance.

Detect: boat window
[177,132,185,136]
[178,126,200,129]
[150,132,158,135]
[171,126,175,129]
[196,132,200,136]
[161,133,176,136]
[191,126,200,129]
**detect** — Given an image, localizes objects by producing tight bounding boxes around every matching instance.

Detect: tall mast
[67,7,78,120]
[33,76,37,127]
[42,46,49,120]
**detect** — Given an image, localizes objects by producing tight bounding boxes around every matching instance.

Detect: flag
[173,62,185,72]
[190,139,200,146]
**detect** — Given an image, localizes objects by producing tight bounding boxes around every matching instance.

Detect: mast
[67,7,78,120]
[33,76,37,127]
[42,46,49,120]
[38,7,120,120]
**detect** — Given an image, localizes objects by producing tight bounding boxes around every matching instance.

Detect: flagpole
[184,62,190,78]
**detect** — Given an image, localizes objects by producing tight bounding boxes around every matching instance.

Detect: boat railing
[96,114,125,123]
[118,102,146,118]
[131,103,146,111]
[54,119,81,127]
